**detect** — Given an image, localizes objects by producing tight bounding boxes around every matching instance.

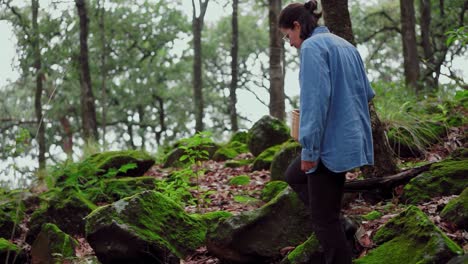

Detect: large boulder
[85,191,207,264]
[206,187,317,263]
[31,223,78,264]
[400,159,468,204]
[163,143,219,168]
[26,188,96,244]
[260,181,289,202]
[441,187,468,229]
[247,115,290,157]
[355,205,463,264]
[280,235,323,264]
[270,141,301,181]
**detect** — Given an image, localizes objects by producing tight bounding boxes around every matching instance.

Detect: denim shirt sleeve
[299,46,331,162]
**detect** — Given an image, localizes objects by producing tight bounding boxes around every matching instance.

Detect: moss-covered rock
[0,238,25,264]
[355,205,463,264]
[252,144,282,171]
[31,223,78,264]
[86,176,160,204]
[191,211,233,232]
[441,187,468,229]
[212,141,249,161]
[163,142,219,168]
[270,141,301,181]
[247,115,291,157]
[281,235,323,264]
[85,191,207,263]
[26,188,96,244]
[206,187,318,263]
[401,159,468,204]
[229,131,249,144]
[261,181,289,202]
[228,175,250,186]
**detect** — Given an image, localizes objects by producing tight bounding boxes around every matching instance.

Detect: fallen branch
[344,163,433,192]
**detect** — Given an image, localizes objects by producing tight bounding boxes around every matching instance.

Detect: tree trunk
[322,0,399,177]
[192,0,209,133]
[98,0,108,147]
[59,116,73,159]
[419,0,437,90]
[32,0,46,170]
[268,0,285,121]
[76,0,98,142]
[229,0,239,132]
[322,0,356,45]
[154,95,166,145]
[400,0,421,93]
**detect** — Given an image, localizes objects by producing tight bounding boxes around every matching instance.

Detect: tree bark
[229,0,239,132]
[192,0,209,133]
[59,116,73,159]
[75,0,98,142]
[322,0,356,45]
[322,0,399,178]
[98,0,108,147]
[32,0,46,170]
[268,0,285,121]
[400,0,421,93]
[419,0,437,90]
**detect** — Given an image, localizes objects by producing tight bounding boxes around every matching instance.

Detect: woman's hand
[301,160,317,172]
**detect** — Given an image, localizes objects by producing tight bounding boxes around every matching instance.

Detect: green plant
[445,26,468,46]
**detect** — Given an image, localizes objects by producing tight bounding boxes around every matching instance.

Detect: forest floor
[144,126,468,264]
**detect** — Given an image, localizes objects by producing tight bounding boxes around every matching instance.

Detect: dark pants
[285,156,352,264]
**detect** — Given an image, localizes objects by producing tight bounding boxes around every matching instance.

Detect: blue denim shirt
[299,26,375,173]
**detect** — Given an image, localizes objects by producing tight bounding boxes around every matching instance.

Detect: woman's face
[280,21,302,49]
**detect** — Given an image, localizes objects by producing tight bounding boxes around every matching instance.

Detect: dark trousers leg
[285,157,352,264]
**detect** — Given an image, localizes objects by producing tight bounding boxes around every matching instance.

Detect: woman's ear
[293,21,301,30]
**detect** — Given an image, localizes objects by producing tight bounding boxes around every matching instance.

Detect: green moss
[261,181,288,202]
[191,211,233,230]
[213,141,249,161]
[229,131,249,144]
[87,176,160,203]
[34,223,78,259]
[252,144,282,171]
[362,211,382,221]
[356,206,463,264]
[0,238,19,252]
[270,141,301,181]
[228,175,250,186]
[233,195,261,204]
[286,234,321,264]
[85,191,207,258]
[441,187,468,229]
[401,159,468,204]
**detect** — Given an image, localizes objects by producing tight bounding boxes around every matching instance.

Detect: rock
[26,188,96,244]
[56,150,155,187]
[191,211,233,232]
[270,141,301,181]
[86,176,161,203]
[0,238,26,264]
[247,115,290,157]
[260,181,288,202]
[85,191,207,264]
[280,235,323,264]
[163,142,219,168]
[441,187,468,229]
[446,254,468,264]
[206,187,316,263]
[229,131,249,144]
[224,159,253,168]
[355,205,463,264]
[252,144,282,171]
[400,159,468,204]
[228,175,250,186]
[213,141,249,161]
[31,223,78,264]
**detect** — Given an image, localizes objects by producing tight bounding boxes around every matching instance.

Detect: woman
[280,1,375,263]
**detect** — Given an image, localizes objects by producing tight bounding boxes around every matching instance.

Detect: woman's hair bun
[304,0,318,13]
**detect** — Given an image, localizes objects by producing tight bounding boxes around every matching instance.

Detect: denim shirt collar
[310,26,330,37]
